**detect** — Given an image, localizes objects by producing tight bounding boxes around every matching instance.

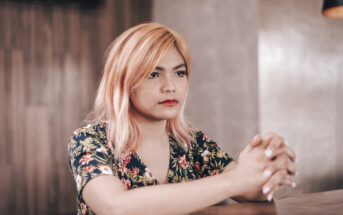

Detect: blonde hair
[84,22,195,157]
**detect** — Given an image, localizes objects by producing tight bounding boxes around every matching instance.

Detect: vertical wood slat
[0,50,5,166]
[0,1,152,214]
[25,106,51,215]
[0,50,10,214]
[11,50,27,215]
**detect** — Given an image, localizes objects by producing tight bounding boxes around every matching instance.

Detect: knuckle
[276,154,288,166]
[265,132,274,140]
[292,150,296,158]
[280,153,288,159]
[267,163,275,172]
[275,138,284,147]
[261,161,269,170]
[291,165,297,173]
[278,138,284,146]
[269,137,284,149]
[266,131,274,136]
[276,169,287,180]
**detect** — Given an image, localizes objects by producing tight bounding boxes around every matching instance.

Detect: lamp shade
[322,0,343,18]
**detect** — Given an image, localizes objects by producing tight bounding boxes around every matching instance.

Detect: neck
[132,113,169,147]
[140,119,168,145]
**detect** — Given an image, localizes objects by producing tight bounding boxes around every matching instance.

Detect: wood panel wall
[0,1,151,214]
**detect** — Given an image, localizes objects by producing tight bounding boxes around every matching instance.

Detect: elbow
[85,197,128,215]
[106,199,129,215]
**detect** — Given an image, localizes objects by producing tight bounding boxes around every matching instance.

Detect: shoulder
[191,130,228,157]
[68,122,109,155]
[193,130,212,142]
[70,122,107,142]
[192,130,215,147]
[70,122,107,140]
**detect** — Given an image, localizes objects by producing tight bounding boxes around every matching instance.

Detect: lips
[159,99,178,106]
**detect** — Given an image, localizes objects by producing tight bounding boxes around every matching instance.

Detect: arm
[82,135,276,215]
[75,131,295,214]
[83,168,245,215]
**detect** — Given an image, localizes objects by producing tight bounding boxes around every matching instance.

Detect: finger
[262,171,296,197]
[261,132,282,149]
[265,137,284,158]
[265,153,297,176]
[245,134,263,152]
[263,169,287,190]
[262,183,278,202]
[287,162,296,176]
[266,184,279,202]
[267,190,275,202]
[262,170,286,197]
[268,145,296,163]
[263,154,288,176]
[250,134,263,148]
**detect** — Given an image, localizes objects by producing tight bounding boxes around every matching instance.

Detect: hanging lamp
[322,0,343,18]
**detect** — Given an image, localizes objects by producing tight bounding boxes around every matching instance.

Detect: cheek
[178,80,189,97]
[130,91,142,108]
[130,89,154,109]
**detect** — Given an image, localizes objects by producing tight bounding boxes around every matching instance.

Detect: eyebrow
[155,63,186,71]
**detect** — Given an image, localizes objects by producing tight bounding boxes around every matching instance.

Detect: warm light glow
[322,5,343,18]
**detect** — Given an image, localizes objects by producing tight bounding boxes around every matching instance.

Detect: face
[130,46,189,122]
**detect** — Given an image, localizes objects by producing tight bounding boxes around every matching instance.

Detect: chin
[154,111,180,121]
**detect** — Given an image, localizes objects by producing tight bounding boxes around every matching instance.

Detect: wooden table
[192,189,343,215]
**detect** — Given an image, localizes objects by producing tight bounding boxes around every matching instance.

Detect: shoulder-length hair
[84,22,195,157]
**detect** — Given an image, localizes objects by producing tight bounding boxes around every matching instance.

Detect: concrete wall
[153,0,260,160]
[154,0,343,195]
[259,0,343,195]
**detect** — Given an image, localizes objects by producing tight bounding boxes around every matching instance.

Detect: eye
[176,71,187,78]
[148,72,160,79]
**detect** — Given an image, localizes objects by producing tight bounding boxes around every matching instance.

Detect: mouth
[159,99,179,106]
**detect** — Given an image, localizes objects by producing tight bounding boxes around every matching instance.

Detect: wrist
[220,169,244,199]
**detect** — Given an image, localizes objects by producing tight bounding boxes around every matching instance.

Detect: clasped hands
[231,132,297,202]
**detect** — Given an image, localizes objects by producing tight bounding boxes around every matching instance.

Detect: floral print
[68,122,233,215]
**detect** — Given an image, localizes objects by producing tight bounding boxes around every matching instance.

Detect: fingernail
[284,141,289,146]
[263,169,272,178]
[292,182,296,188]
[263,186,270,194]
[253,134,261,141]
[265,149,272,158]
[267,193,273,201]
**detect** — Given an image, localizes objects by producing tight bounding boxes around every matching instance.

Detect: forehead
[156,46,185,68]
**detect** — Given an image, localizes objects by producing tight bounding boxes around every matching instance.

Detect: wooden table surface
[192,189,343,215]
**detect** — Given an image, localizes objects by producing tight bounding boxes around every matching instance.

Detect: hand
[228,135,272,200]
[259,132,297,201]
[229,133,297,201]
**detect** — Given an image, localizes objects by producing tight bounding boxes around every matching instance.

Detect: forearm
[112,172,239,215]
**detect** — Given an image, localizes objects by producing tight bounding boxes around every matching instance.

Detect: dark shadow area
[317,173,343,192]
[303,172,343,193]
[0,0,105,9]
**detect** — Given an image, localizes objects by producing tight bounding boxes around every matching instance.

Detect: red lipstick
[159,99,178,106]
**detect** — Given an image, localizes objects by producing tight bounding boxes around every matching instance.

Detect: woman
[68,22,296,215]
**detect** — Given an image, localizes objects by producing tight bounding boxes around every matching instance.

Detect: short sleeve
[68,128,117,199]
[192,131,233,178]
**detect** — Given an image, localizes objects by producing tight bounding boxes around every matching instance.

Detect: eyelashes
[148,72,160,79]
[176,71,188,77]
[148,71,188,79]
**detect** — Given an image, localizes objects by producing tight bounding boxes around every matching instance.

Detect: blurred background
[0,0,342,214]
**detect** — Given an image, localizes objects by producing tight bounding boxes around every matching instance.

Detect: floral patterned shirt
[68,122,233,215]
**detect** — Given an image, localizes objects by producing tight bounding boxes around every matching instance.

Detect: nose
[161,76,176,93]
